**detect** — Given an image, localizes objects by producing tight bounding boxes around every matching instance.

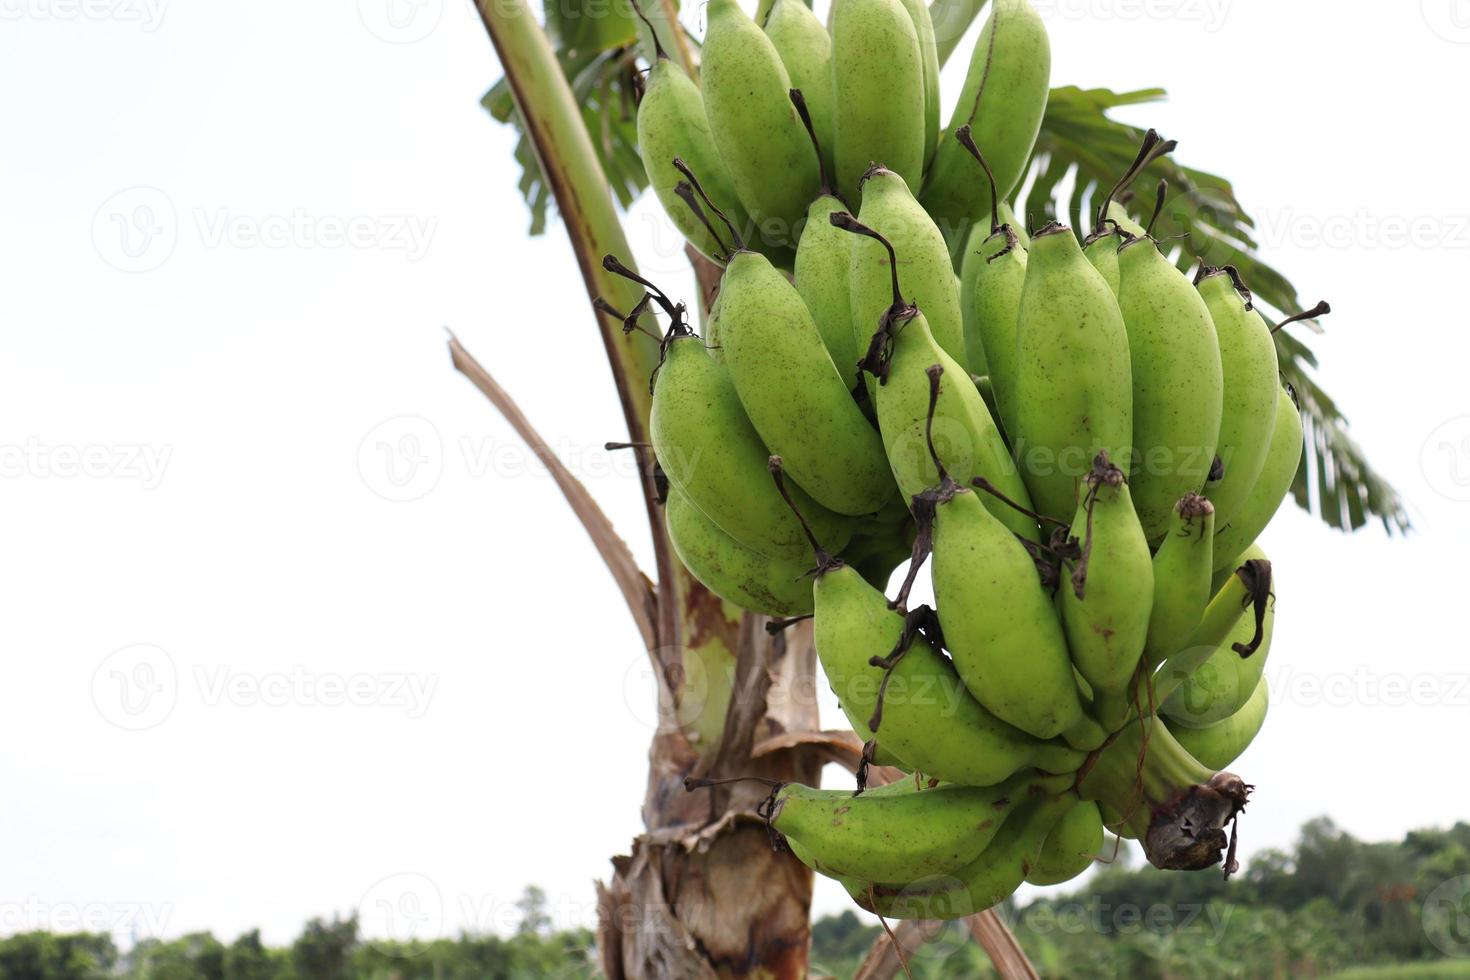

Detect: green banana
[893,0,940,167]
[1198,267,1281,528]
[1212,386,1303,570]
[664,485,814,617]
[1013,223,1133,522]
[1115,237,1224,540]
[795,193,860,387]
[960,213,1027,419]
[831,0,926,201]
[927,467,1085,739]
[1059,455,1154,732]
[842,791,1077,920]
[649,330,851,559]
[1163,549,1274,728]
[1082,231,1121,296]
[840,524,913,591]
[774,772,1057,883]
[1152,555,1273,706]
[835,213,1038,539]
[1142,493,1216,669]
[875,308,1037,540]
[849,167,970,374]
[920,0,1050,249]
[790,95,860,389]
[701,0,819,253]
[634,42,748,264]
[1026,800,1104,887]
[718,249,896,515]
[1168,676,1269,771]
[762,0,835,180]
[811,559,1084,785]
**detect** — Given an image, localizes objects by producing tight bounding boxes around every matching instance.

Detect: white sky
[2,0,1468,952]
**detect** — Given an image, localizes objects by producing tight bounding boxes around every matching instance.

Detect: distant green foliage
[10,823,1469,979]
[808,818,1470,979]
[0,890,597,980]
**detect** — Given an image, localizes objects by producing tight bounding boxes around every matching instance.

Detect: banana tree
[461,0,1406,976]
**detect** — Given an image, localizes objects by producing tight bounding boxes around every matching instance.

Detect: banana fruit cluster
[624,0,1316,920]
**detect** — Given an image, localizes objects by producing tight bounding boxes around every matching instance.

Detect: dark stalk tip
[1272,300,1331,335]
[768,456,836,571]
[954,125,1002,237]
[672,157,744,252]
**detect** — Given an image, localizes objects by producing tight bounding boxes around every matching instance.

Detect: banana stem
[1078,717,1251,873]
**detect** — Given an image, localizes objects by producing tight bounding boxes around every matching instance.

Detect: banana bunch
[622,0,1326,920]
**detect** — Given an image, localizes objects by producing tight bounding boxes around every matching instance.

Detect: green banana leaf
[484,39,1408,535]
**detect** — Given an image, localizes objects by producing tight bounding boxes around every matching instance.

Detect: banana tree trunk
[472,2,821,975]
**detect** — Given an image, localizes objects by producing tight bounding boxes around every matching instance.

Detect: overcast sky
[2,0,1468,952]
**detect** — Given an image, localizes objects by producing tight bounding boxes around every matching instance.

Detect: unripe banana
[812,561,1084,785]
[701,0,819,252]
[1026,800,1104,887]
[960,219,1025,438]
[795,192,860,387]
[1082,228,1122,297]
[1013,223,1133,522]
[831,0,926,201]
[893,0,940,167]
[1115,237,1224,540]
[1163,547,1274,728]
[1060,455,1154,732]
[774,772,1057,883]
[1211,386,1303,570]
[650,332,851,558]
[929,481,1085,739]
[1142,493,1216,669]
[665,485,814,616]
[1168,677,1269,771]
[1198,268,1281,528]
[849,168,970,374]
[1153,556,1272,705]
[635,49,749,265]
[842,790,1077,920]
[762,0,835,179]
[920,0,1050,249]
[719,249,896,515]
[874,307,1038,540]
